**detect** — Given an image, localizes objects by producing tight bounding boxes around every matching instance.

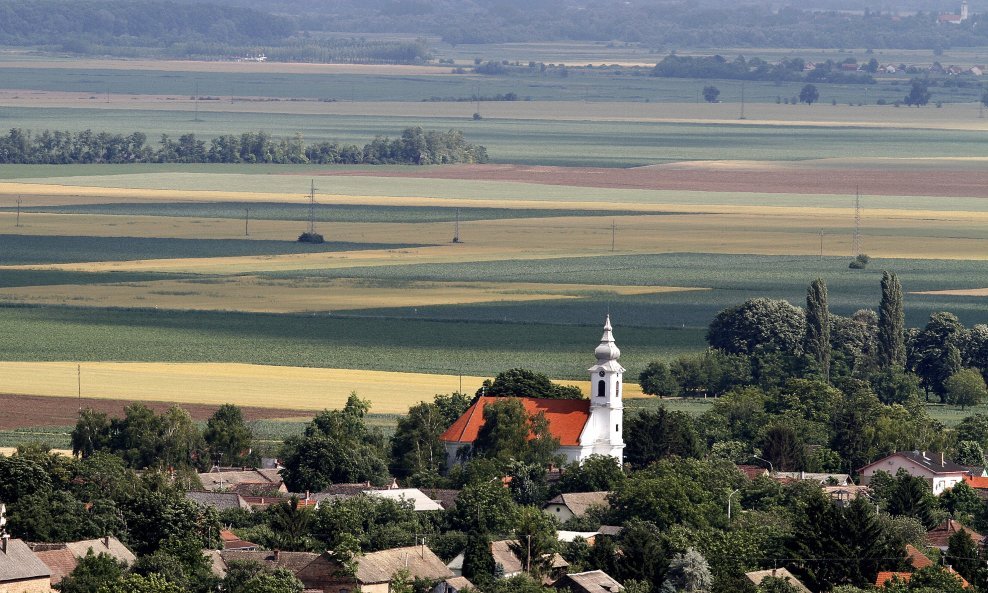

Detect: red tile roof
[964,475,988,489]
[34,548,78,585]
[440,397,591,447]
[927,519,985,549]
[905,544,933,570]
[876,572,911,588]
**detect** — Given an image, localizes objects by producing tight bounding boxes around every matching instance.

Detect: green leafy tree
[660,547,712,593]
[942,481,982,523]
[760,425,807,472]
[756,576,801,593]
[707,298,805,356]
[7,489,101,542]
[614,519,669,592]
[625,407,704,468]
[638,362,680,398]
[510,506,558,577]
[870,369,922,405]
[477,368,583,399]
[945,368,988,410]
[313,493,420,553]
[268,496,314,552]
[72,408,112,459]
[58,551,125,593]
[203,404,257,467]
[962,324,988,383]
[702,86,720,102]
[119,485,221,556]
[904,78,931,106]
[434,392,473,425]
[903,565,966,592]
[953,441,986,468]
[829,380,882,472]
[473,399,560,466]
[557,454,625,493]
[279,393,389,491]
[462,530,496,585]
[881,470,938,529]
[451,479,519,534]
[0,455,52,503]
[98,572,184,593]
[878,271,906,369]
[390,401,450,482]
[803,278,831,382]
[799,83,820,104]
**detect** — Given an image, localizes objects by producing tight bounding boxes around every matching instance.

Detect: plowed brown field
[0,393,312,430]
[310,163,988,198]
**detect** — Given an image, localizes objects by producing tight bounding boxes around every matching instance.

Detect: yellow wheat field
[0,362,646,413]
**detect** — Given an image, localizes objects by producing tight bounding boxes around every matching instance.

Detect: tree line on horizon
[0,127,489,165]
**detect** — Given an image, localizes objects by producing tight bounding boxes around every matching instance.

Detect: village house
[198,468,285,492]
[31,536,135,588]
[448,540,568,581]
[432,576,476,593]
[552,570,623,593]
[219,545,452,593]
[441,317,625,467]
[185,491,252,512]
[745,568,811,593]
[927,519,985,552]
[0,536,51,593]
[542,492,610,523]
[858,451,971,495]
[364,488,444,512]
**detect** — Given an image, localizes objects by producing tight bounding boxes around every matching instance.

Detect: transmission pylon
[851,188,862,256]
[308,179,317,235]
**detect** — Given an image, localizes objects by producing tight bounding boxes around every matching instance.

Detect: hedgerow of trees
[0,127,488,165]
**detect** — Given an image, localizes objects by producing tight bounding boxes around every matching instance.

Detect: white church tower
[582,315,625,464]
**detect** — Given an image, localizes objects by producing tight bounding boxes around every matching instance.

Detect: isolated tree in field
[945,368,987,410]
[804,278,831,382]
[878,271,906,370]
[638,361,679,398]
[203,404,256,467]
[799,84,820,104]
[702,85,720,102]
[904,78,931,106]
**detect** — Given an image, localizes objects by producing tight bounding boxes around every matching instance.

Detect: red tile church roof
[440,397,591,447]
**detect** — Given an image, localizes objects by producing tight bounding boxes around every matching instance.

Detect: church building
[439,316,625,466]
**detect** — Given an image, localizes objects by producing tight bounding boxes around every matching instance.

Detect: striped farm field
[0,362,648,414]
[0,277,701,313]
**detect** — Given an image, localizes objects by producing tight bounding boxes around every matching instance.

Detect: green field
[5,108,988,168]
[2,65,971,104]
[270,253,988,328]
[0,305,704,378]
[0,235,426,265]
[6,202,659,223]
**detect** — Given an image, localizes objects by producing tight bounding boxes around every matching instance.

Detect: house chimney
[942,452,946,467]
[273,549,281,562]
[0,533,8,554]
[103,535,110,548]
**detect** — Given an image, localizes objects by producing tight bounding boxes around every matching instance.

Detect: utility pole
[245,207,250,238]
[194,80,200,122]
[739,83,746,120]
[15,198,21,227]
[308,179,316,235]
[727,489,740,521]
[820,229,824,259]
[611,220,616,251]
[851,188,862,256]
[77,364,82,411]
[452,208,461,243]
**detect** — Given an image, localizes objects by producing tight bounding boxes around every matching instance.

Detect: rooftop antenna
[851,187,862,256]
[452,208,461,243]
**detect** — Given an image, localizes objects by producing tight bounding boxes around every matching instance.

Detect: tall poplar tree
[878,271,905,369]
[804,278,831,383]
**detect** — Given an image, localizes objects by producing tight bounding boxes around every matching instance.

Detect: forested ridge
[0,127,489,165]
